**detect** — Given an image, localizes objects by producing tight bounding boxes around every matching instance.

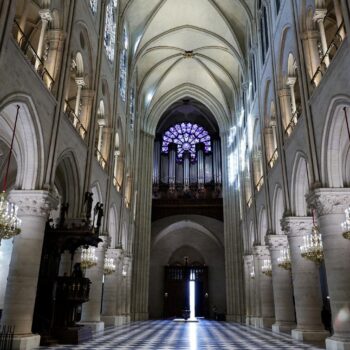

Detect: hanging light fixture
[300,210,324,264]
[0,105,21,240]
[250,265,255,279]
[104,257,116,275]
[261,258,272,277]
[81,246,98,269]
[277,248,292,270]
[341,206,350,240]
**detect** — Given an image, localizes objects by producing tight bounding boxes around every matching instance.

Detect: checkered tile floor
[37,320,324,349]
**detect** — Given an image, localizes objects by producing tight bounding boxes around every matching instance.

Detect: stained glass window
[104,0,117,62]
[119,27,128,102]
[162,122,211,161]
[89,0,98,14]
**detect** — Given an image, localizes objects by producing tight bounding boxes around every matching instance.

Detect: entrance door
[164,266,208,318]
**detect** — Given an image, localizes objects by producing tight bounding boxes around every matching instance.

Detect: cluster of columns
[244,188,350,349]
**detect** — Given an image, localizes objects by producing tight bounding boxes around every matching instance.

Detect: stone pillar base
[272,322,296,334]
[257,317,275,329]
[251,317,261,328]
[245,316,250,325]
[292,329,329,342]
[326,336,350,350]
[133,312,148,321]
[78,321,104,333]
[101,315,130,326]
[12,334,41,350]
[226,314,243,322]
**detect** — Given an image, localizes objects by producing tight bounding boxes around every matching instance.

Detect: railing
[285,110,300,136]
[95,149,107,169]
[64,101,87,139]
[311,22,345,87]
[13,20,54,91]
[255,176,264,192]
[0,325,14,350]
[268,149,278,168]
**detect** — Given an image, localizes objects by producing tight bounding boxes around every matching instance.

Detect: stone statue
[94,202,104,234]
[84,192,93,222]
[59,202,69,227]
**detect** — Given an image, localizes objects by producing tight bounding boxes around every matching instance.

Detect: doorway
[163,266,209,318]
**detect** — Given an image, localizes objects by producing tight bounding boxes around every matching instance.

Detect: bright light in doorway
[190,281,195,319]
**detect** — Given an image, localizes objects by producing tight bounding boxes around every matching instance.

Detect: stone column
[0,190,57,350]
[251,254,261,327]
[119,255,132,324]
[45,29,65,87]
[35,9,52,70]
[0,238,13,311]
[74,77,85,122]
[131,130,153,321]
[80,236,108,332]
[254,245,275,328]
[113,150,120,188]
[287,77,297,116]
[307,189,350,350]
[101,247,123,326]
[97,118,106,157]
[278,88,293,133]
[301,30,322,84]
[282,217,329,342]
[80,89,95,134]
[314,9,330,67]
[243,255,253,325]
[267,234,296,333]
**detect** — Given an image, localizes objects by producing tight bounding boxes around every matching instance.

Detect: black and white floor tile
[37,320,325,350]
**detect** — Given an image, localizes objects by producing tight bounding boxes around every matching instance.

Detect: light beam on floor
[189,280,195,319]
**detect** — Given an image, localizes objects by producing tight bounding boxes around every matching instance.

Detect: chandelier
[341,206,350,240]
[300,213,323,264]
[81,246,98,269]
[0,105,21,240]
[0,192,21,240]
[104,257,116,275]
[277,248,292,270]
[261,258,272,277]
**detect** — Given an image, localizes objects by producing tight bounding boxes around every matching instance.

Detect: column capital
[266,234,288,250]
[313,9,327,23]
[38,9,53,22]
[286,76,297,87]
[306,188,350,217]
[281,216,313,238]
[8,190,58,218]
[98,118,107,127]
[75,77,86,87]
[253,245,270,258]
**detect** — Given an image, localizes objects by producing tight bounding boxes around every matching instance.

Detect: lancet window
[104,0,117,62]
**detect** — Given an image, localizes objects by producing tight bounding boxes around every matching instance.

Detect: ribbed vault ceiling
[123,0,254,132]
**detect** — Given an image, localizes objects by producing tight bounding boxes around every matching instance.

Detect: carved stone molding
[253,245,270,258]
[266,234,288,249]
[8,190,58,218]
[281,216,313,237]
[307,188,350,217]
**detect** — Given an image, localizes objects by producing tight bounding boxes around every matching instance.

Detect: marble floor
[37,320,325,350]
